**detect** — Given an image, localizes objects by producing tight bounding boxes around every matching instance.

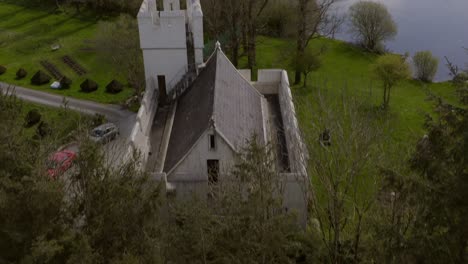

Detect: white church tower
[137,0,204,99]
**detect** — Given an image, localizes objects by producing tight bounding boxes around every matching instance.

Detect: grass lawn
[0,2,133,104]
[240,36,458,145]
[19,99,90,141]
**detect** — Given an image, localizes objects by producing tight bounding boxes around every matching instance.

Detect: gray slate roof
[164,48,265,173]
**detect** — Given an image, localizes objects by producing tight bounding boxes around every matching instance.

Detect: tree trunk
[303,73,308,87]
[386,86,392,106]
[247,24,256,69]
[295,0,308,85]
[231,39,239,67]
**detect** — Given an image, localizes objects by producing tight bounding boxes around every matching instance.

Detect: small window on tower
[170,3,173,10]
[209,134,216,150]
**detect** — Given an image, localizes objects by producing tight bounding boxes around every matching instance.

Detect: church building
[133,0,309,225]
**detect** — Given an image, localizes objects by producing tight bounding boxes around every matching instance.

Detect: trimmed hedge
[80,79,98,93]
[16,68,27,79]
[105,80,123,94]
[0,65,6,75]
[24,109,42,128]
[60,76,72,89]
[31,70,51,85]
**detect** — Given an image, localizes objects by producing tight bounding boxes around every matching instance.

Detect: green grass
[240,36,458,144]
[0,2,133,104]
[19,99,90,141]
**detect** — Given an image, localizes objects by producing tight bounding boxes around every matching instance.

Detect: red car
[47,150,77,178]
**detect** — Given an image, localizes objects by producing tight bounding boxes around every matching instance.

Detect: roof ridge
[215,49,264,98]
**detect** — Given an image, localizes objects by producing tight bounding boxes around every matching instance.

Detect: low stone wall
[277,70,308,176]
[126,78,160,168]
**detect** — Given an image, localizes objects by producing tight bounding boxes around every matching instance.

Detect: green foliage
[80,79,99,93]
[16,68,28,80]
[24,109,42,128]
[91,113,106,127]
[413,51,439,82]
[35,121,52,138]
[105,80,124,94]
[163,137,315,263]
[296,47,323,87]
[260,0,295,38]
[406,98,468,263]
[373,54,411,108]
[59,76,72,89]
[349,1,397,52]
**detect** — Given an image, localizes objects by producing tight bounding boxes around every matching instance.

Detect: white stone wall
[169,129,236,179]
[127,78,160,168]
[277,70,308,176]
[138,0,189,95]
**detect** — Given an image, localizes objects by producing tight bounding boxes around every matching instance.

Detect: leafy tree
[299,90,391,263]
[294,0,341,84]
[242,0,271,69]
[445,51,468,105]
[0,91,162,263]
[373,54,411,108]
[406,97,468,263]
[349,1,397,52]
[295,47,323,87]
[413,51,439,82]
[163,137,316,263]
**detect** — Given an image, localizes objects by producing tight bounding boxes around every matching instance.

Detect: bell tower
[137,0,204,96]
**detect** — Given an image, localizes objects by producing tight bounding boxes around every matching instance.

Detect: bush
[16,68,27,79]
[31,70,51,85]
[105,80,123,94]
[80,79,98,93]
[0,65,6,75]
[349,1,397,52]
[60,76,72,89]
[91,114,106,127]
[36,121,51,138]
[261,1,295,38]
[24,109,42,128]
[413,51,439,82]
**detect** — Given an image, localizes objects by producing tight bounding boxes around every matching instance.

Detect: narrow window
[170,3,173,10]
[209,134,216,150]
[207,160,219,184]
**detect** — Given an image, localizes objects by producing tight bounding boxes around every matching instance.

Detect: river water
[335,0,468,81]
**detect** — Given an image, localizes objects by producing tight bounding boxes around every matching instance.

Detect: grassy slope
[0,2,133,104]
[19,100,88,141]
[241,36,457,144]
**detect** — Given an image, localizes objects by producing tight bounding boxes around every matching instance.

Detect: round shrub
[60,76,72,89]
[16,68,27,79]
[413,51,439,82]
[31,70,51,85]
[105,80,123,94]
[24,109,42,128]
[0,65,6,75]
[36,121,51,138]
[80,79,98,93]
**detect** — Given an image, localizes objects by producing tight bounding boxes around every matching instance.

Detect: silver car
[90,123,119,144]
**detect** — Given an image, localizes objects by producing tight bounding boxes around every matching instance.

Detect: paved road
[0,82,137,138]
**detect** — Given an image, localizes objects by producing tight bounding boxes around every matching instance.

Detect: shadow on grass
[0,6,28,22]
[1,12,54,31]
